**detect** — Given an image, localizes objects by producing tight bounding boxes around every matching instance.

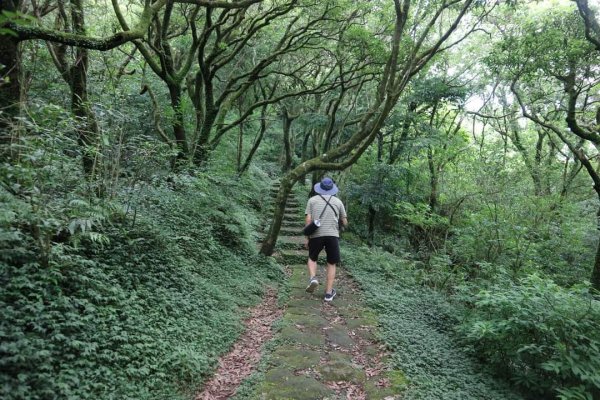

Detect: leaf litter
[196,287,282,400]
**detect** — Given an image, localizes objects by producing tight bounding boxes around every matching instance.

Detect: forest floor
[199,191,406,400]
[252,261,406,400]
[198,190,521,400]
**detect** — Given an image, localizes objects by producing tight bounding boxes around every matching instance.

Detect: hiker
[304,177,348,302]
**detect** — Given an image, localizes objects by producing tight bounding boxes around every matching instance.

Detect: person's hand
[304,237,309,250]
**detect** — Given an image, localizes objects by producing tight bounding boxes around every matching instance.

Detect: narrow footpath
[255,189,405,400]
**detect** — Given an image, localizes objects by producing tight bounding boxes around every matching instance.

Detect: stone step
[282,220,304,226]
[280,208,300,215]
[277,236,305,250]
[280,227,304,235]
[280,227,302,236]
[279,249,307,264]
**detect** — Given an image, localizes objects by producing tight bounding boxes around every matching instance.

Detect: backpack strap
[317,195,338,219]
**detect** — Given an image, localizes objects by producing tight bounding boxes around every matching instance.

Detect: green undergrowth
[342,245,524,400]
[456,275,600,399]
[1,139,284,400]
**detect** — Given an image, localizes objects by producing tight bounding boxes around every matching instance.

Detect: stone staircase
[268,187,307,264]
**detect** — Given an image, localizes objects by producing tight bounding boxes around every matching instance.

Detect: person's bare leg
[306,258,319,292]
[308,258,317,278]
[325,262,336,294]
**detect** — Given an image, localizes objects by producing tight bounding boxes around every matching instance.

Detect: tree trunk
[367,206,376,247]
[388,102,415,164]
[260,174,298,255]
[236,120,243,171]
[194,111,216,163]
[592,206,600,292]
[282,109,294,172]
[70,0,99,176]
[367,132,384,246]
[168,83,189,159]
[532,130,546,195]
[0,0,22,135]
[428,147,438,212]
[239,104,268,175]
[300,130,311,162]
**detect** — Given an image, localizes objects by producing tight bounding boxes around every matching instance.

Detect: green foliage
[348,161,406,213]
[486,1,595,79]
[0,119,283,399]
[341,246,523,399]
[406,77,469,106]
[457,275,600,398]
[395,201,449,230]
[0,10,35,36]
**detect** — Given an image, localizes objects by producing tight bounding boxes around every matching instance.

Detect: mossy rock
[278,240,304,251]
[363,344,380,357]
[259,373,334,400]
[288,292,323,303]
[280,249,307,264]
[280,325,325,347]
[268,347,321,370]
[325,325,354,349]
[286,296,322,307]
[284,313,329,330]
[286,298,322,315]
[345,312,378,329]
[281,222,304,231]
[317,351,366,383]
[364,369,408,399]
[336,303,369,317]
[355,327,377,342]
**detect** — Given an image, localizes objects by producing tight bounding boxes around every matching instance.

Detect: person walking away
[304,177,348,302]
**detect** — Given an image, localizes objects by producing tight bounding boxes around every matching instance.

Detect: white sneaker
[306,277,319,293]
[324,289,337,302]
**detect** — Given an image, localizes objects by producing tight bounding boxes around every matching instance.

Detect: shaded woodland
[1,0,600,399]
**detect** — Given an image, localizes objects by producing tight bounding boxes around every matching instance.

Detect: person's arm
[304,200,312,248]
[304,214,312,249]
[341,217,348,227]
[305,214,312,225]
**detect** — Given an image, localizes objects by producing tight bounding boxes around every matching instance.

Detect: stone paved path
[256,190,405,399]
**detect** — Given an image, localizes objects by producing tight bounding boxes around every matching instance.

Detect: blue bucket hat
[314,177,338,195]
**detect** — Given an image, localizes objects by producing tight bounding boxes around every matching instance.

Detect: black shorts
[308,236,341,264]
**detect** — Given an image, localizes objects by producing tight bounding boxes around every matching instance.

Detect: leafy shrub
[458,274,600,398]
[1,125,283,399]
[342,246,523,399]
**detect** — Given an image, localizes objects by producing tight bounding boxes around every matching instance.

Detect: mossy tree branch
[260,0,478,255]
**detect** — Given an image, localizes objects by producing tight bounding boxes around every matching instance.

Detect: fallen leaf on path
[195,288,283,400]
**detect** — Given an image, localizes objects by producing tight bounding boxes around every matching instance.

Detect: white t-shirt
[305,195,347,238]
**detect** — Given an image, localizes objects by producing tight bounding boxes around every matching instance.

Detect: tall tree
[0,0,22,132]
[43,0,100,175]
[188,0,361,163]
[260,0,488,255]
[487,1,600,289]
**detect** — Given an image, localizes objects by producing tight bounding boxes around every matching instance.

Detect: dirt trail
[255,192,405,399]
[197,190,404,399]
[196,288,283,400]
